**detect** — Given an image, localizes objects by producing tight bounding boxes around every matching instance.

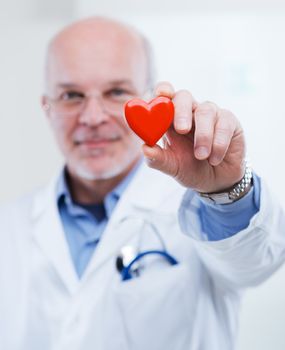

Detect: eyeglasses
[43,88,148,117]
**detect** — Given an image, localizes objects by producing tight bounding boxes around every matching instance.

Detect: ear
[41,95,51,119]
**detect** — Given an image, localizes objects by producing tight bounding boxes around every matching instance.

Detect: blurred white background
[1,0,285,348]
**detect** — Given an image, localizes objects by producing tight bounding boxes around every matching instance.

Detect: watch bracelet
[198,164,253,204]
[228,165,253,200]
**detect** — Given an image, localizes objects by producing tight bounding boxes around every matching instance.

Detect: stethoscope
[115,217,179,281]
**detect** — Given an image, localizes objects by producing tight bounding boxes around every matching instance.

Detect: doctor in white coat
[1,16,285,350]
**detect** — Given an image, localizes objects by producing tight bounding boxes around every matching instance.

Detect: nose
[78,96,110,126]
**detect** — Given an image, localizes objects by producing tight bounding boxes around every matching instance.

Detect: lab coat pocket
[109,263,198,350]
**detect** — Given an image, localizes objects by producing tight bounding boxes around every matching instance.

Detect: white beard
[73,148,142,181]
[74,161,129,180]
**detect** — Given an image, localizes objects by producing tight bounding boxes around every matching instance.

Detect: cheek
[49,116,77,151]
[115,118,140,148]
[122,130,143,154]
[115,115,135,140]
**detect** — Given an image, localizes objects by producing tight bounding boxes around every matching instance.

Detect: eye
[60,91,85,101]
[106,88,132,100]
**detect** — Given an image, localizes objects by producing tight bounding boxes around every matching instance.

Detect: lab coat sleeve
[178,179,285,290]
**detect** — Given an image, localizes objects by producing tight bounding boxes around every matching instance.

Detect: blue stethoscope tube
[121,250,179,281]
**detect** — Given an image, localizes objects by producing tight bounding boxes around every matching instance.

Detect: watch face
[199,192,233,205]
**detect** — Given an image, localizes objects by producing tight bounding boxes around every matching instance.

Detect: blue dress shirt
[56,160,142,278]
[198,174,260,240]
[56,162,260,278]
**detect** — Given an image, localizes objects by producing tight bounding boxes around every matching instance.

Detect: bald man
[1,16,285,350]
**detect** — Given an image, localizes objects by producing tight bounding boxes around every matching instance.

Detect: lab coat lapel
[31,176,79,294]
[83,161,183,279]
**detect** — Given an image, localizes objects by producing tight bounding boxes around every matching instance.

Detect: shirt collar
[106,157,143,200]
[56,157,143,217]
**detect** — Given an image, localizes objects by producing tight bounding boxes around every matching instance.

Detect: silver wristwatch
[198,164,253,205]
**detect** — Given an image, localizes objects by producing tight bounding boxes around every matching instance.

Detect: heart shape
[124,96,174,146]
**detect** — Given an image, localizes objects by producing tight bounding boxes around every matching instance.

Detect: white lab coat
[0,162,285,350]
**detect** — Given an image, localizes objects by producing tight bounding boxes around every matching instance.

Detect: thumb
[142,143,178,177]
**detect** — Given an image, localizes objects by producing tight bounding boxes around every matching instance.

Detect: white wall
[1,3,285,349]
[0,19,64,202]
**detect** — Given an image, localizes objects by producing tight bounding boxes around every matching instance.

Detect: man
[0,16,284,350]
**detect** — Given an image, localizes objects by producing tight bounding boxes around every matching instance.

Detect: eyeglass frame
[42,87,152,117]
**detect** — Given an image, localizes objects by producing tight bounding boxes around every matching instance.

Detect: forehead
[46,25,147,91]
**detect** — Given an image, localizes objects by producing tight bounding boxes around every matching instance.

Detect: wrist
[198,163,253,205]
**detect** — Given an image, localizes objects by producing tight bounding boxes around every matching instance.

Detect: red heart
[124,96,174,146]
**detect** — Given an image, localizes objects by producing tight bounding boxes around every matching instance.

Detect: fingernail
[195,147,209,159]
[176,120,189,131]
[210,156,221,166]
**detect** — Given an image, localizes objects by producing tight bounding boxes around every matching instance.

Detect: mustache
[73,129,121,143]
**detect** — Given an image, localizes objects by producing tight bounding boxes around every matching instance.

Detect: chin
[74,167,122,181]
[69,145,142,181]
[73,159,135,181]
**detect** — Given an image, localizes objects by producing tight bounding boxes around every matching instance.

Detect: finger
[172,89,195,134]
[154,81,175,99]
[194,102,218,160]
[209,110,237,166]
[142,143,178,177]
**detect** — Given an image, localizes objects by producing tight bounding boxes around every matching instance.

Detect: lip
[76,139,119,148]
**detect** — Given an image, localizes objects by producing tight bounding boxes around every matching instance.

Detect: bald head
[42,17,155,183]
[45,16,154,95]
